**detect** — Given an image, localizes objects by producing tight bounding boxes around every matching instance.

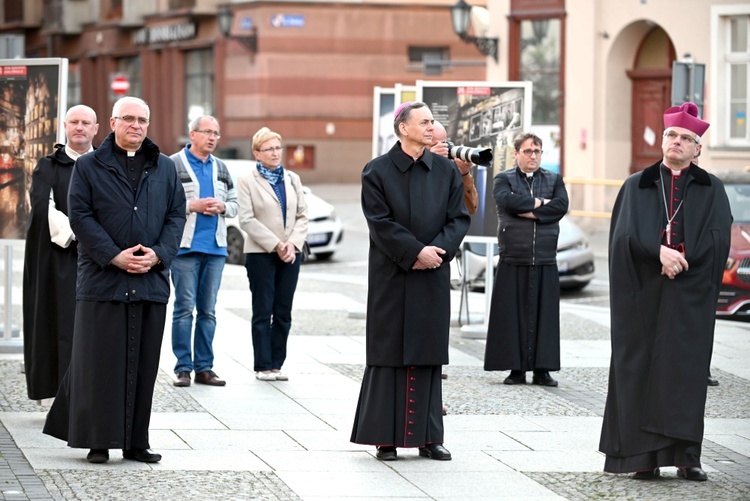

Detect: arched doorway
[626,27,675,173]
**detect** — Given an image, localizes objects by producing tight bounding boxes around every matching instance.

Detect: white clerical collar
[65,144,93,160]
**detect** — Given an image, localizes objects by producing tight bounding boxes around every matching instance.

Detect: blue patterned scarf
[257,162,287,226]
[257,162,284,186]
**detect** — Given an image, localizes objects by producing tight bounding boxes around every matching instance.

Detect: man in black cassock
[484,133,569,386]
[43,97,185,464]
[350,102,470,461]
[22,105,98,401]
[599,102,732,482]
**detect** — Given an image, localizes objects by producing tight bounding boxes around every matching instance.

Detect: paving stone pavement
[1,221,749,499]
[1,306,749,500]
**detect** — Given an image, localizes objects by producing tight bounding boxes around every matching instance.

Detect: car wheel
[226,227,245,266]
[314,251,334,261]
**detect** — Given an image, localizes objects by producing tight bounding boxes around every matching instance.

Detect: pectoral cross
[666,222,672,246]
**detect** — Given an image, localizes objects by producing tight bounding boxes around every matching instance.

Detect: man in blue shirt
[170,115,238,387]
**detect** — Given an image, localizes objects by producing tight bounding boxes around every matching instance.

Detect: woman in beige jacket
[237,127,308,381]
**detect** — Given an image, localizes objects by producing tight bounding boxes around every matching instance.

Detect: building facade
[3,0,748,201]
[485,0,750,214]
[0,0,487,183]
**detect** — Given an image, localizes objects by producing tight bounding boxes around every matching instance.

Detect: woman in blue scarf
[237,127,309,381]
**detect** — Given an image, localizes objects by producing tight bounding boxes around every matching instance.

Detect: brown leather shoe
[195,370,226,386]
[173,371,191,387]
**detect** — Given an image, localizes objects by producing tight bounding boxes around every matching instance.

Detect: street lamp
[217,5,257,53]
[450,0,498,62]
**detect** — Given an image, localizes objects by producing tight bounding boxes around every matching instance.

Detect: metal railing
[0,241,22,353]
[564,177,623,219]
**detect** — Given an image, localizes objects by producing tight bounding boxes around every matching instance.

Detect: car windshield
[725,184,750,223]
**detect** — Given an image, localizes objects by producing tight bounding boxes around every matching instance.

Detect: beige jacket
[237,166,308,253]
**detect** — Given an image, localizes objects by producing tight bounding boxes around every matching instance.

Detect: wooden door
[627,68,672,173]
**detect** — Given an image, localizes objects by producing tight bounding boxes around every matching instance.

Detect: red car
[716,171,750,319]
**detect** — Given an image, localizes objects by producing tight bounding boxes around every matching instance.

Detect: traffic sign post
[110,74,130,98]
[672,61,705,117]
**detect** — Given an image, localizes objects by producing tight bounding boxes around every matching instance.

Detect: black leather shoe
[632,467,659,480]
[174,371,191,387]
[376,446,397,461]
[86,449,109,463]
[123,448,162,463]
[418,443,452,460]
[677,467,708,481]
[707,376,719,386]
[503,371,526,385]
[195,370,226,386]
[532,371,558,387]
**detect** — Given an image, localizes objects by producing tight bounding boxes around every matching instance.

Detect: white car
[222,159,344,265]
[451,216,595,291]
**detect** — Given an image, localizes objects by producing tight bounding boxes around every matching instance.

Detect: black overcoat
[22,145,78,400]
[599,162,731,462]
[43,134,185,449]
[362,142,470,367]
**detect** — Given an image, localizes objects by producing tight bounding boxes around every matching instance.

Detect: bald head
[432,120,447,146]
[65,104,97,123]
[64,105,99,155]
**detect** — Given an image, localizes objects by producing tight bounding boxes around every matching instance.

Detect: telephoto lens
[446,142,493,167]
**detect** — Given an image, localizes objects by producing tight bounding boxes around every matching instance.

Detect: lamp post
[217,5,257,53]
[450,0,498,62]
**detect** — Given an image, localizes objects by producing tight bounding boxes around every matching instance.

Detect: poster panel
[417,80,532,237]
[371,86,396,159]
[394,83,416,107]
[0,58,68,241]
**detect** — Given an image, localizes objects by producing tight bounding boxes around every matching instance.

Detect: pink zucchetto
[663,102,709,137]
[393,101,415,119]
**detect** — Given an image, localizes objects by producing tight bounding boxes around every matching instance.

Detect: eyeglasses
[114,115,150,125]
[663,130,699,144]
[519,149,543,157]
[259,146,283,153]
[194,129,221,138]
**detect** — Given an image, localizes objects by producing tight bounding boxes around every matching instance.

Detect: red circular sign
[111,75,130,95]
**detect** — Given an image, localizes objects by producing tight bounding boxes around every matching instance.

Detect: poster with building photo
[417,80,531,237]
[0,58,68,241]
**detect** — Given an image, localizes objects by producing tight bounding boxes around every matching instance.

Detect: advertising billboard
[0,57,68,241]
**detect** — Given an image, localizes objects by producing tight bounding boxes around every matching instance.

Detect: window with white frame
[713,6,750,148]
[184,48,214,128]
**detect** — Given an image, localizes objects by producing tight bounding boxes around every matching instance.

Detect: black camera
[446,142,493,167]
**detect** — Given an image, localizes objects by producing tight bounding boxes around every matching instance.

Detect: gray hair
[111,96,149,119]
[188,115,218,134]
[393,102,428,137]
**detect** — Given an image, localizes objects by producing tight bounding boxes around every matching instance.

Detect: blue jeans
[171,253,226,374]
[245,252,301,372]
